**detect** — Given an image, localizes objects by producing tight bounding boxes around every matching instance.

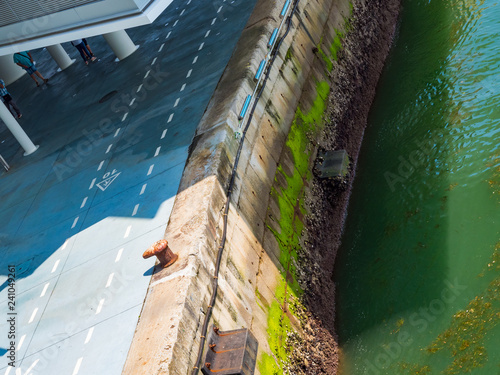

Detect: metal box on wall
[316,149,350,178]
[201,326,258,375]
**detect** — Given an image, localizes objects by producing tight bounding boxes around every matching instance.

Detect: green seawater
[334,0,500,374]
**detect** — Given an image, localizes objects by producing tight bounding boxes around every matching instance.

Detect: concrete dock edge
[122,0,352,373]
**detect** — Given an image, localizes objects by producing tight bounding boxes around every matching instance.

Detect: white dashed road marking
[122,112,128,122]
[51,259,60,273]
[129,98,136,106]
[161,129,168,139]
[173,20,178,27]
[180,83,186,91]
[84,327,94,344]
[106,273,114,288]
[217,6,223,13]
[115,248,124,262]
[97,161,104,171]
[106,144,113,153]
[147,164,154,176]
[186,69,192,78]
[199,42,204,50]
[168,113,174,122]
[144,70,150,79]
[132,204,139,216]
[205,30,211,38]
[124,225,132,239]
[89,178,96,190]
[166,31,172,39]
[25,359,39,374]
[159,43,165,52]
[137,84,143,92]
[96,299,105,315]
[212,18,217,25]
[151,57,157,65]
[155,146,161,157]
[71,217,79,229]
[17,335,26,351]
[40,282,49,297]
[192,56,198,64]
[140,184,147,195]
[80,197,88,209]
[174,98,180,107]
[72,357,83,375]
[29,308,38,324]
[114,128,121,137]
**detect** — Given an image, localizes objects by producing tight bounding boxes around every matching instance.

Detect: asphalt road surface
[0,0,257,373]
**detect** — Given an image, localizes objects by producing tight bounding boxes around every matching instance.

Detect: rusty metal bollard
[143,239,178,268]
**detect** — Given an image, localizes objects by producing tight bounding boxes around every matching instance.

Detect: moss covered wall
[204,0,354,373]
[253,5,357,373]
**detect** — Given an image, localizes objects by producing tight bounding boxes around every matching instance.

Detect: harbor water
[334,0,500,373]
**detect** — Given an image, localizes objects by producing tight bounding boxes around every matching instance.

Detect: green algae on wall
[285,47,294,63]
[317,38,334,72]
[258,80,330,373]
[269,79,330,293]
[259,352,281,375]
[317,9,352,71]
[317,29,345,71]
[259,279,297,373]
[330,32,343,61]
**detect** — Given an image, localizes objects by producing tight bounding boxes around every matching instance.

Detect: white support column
[103,30,139,61]
[0,102,38,156]
[0,54,26,85]
[47,44,75,71]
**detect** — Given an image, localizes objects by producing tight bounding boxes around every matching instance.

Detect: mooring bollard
[143,239,178,268]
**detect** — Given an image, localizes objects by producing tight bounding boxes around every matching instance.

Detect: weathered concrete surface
[122,0,359,373]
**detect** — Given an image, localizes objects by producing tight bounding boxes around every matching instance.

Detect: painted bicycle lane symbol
[97,169,121,191]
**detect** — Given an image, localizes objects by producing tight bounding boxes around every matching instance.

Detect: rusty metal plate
[201,326,258,375]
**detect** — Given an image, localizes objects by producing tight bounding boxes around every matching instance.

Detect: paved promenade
[0,0,257,373]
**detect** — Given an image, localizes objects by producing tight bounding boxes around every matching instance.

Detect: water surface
[335,0,500,373]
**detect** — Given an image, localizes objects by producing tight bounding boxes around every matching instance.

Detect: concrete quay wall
[122,0,352,373]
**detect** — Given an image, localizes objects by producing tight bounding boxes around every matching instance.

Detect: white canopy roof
[0,0,173,55]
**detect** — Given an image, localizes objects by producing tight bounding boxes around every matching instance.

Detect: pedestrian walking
[13,51,49,87]
[82,39,95,58]
[0,79,22,119]
[71,39,97,65]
